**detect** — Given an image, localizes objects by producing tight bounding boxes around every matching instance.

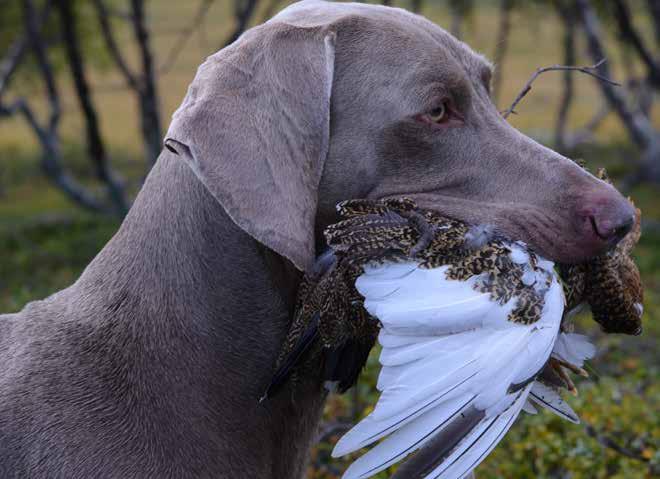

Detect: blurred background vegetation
[0,0,658,477]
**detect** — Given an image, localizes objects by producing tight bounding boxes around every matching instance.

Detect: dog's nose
[579,192,636,247]
[590,212,634,243]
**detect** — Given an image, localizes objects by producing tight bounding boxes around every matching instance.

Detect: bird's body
[264,195,643,479]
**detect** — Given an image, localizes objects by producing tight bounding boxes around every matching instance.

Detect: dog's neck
[72,151,324,477]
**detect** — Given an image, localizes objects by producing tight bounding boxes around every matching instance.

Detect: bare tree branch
[575,0,656,149]
[159,0,215,75]
[575,0,660,184]
[612,0,660,88]
[502,59,620,119]
[130,0,162,166]
[583,422,650,463]
[93,0,140,90]
[0,37,29,101]
[92,0,163,167]
[0,1,53,102]
[56,0,128,215]
[0,0,107,212]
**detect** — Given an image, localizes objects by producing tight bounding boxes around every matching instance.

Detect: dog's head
[164,0,634,271]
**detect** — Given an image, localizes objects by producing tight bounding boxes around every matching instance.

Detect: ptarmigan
[264,195,643,479]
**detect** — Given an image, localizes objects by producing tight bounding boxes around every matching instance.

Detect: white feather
[529,382,579,424]
[338,395,475,477]
[429,387,531,479]
[522,400,538,415]
[551,333,596,367]
[334,245,591,479]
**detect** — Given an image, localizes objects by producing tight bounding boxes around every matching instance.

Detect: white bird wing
[333,259,565,479]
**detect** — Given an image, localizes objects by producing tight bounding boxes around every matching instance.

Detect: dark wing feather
[324,335,377,394]
[262,312,321,401]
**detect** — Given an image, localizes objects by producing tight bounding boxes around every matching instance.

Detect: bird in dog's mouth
[262,173,643,479]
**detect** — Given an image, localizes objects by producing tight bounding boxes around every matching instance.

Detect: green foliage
[0,213,118,312]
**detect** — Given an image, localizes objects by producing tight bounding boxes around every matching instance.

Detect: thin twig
[583,423,650,463]
[159,0,215,75]
[503,59,620,119]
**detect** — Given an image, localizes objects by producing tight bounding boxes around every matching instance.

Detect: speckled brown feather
[559,168,644,335]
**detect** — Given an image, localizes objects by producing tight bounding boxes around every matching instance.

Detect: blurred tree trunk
[259,0,284,23]
[554,0,576,152]
[611,0,660,89]
[0,0,124,213]
[223,0,260,47]
[575,0,660,184]
[491,0,514,107]
[56,0,128,215]
[448,0,473,40]
[93,0,162,169]
[130,0,162,167]
[450,10,463,39]
[648,0,660,45]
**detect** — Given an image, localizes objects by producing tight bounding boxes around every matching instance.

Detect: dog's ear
[164,23,335,271]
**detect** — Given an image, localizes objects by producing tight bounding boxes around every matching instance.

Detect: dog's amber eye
[428,104,447,123]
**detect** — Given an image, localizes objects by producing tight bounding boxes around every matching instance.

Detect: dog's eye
[416,100,462,127]
[428,104,447,123]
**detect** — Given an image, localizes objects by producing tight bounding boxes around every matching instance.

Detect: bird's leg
[547,357,583,395]
[403,211,436,257]
[553,357,589,377]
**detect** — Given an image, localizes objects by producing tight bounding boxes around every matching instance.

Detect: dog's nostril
[590,214,634,243]
[613,215,634,240]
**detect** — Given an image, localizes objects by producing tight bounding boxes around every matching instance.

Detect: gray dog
[0,1,634,478]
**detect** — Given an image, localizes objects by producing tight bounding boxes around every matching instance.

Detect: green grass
[0,1,658,478]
